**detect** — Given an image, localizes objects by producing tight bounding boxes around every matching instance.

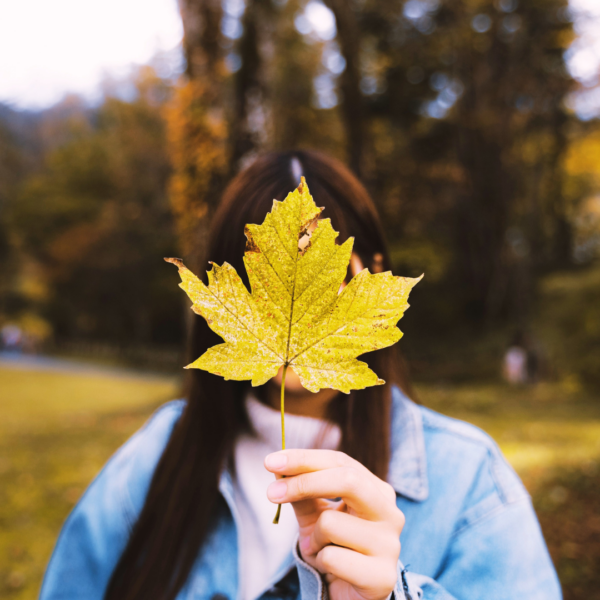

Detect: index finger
[267,466,396,522]
[265,449,369,477]
[265,449,394,501]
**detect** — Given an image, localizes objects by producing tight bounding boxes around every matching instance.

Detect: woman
[40,151,561,600]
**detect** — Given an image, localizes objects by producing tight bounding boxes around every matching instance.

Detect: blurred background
[0,0,599,597]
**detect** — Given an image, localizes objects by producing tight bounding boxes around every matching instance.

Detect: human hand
[265,449,404,600]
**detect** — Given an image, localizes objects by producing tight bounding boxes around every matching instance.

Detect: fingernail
[268,480,287,501]
[265,453,288,470]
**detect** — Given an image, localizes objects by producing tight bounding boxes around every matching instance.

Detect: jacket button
[211,595,228,600]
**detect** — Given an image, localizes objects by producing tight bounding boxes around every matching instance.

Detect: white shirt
[232,395,341,600]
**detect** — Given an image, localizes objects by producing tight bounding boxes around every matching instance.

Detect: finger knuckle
[382,482,397,502]
[335,451,352,468]
[295,474,311,498]
[382,565,398,592]
[388,535,401,559]
[341,467,361,492]
[378,525,401,557]
[317,509,337,535]
[317,545,337,571]
[394,508,406,531]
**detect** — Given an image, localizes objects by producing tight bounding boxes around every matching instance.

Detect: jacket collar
[386,386,429,502]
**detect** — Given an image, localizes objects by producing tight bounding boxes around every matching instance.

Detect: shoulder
[418,406,530,534]
[389,386,528,514]
[417,403,527,506]
[40,401,186,597]
[73,399,186,530]
[392,398,561,596]
[109,400,186,522]
[113,399,186,474]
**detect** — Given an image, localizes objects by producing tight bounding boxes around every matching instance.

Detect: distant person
[1,324,22,352]
[503,339,528,384]
[40,151,561,600]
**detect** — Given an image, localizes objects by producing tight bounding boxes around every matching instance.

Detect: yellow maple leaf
[166,177,421,395]
[166,177,421,522]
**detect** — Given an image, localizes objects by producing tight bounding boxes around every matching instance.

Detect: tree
[10,68,182,345]
[169,0,577,326]
[168,0,230,264]
[348,0,576,322]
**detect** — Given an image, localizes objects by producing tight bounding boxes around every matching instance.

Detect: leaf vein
[204,280,282,359]
[289,280,395,362]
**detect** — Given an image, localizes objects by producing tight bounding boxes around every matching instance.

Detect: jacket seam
[121,400,186,532]
[451,495,532,538]
[388,388,429,501]
[421,419,498,454]
[421,419,525,504]
[121,483,137,533]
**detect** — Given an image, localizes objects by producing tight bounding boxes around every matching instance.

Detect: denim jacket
[40,387,562,600]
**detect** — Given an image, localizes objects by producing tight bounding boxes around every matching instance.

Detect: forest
[1,0,598,389]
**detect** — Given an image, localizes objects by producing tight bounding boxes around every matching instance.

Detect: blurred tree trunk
[230,0,274,170]
[168,0,229,266]
[270,0,340,153]
[453,34,516,322]
[322,0,366,179]
[178,0,223,81]
[448,0,573,323]
[548,111,573,267]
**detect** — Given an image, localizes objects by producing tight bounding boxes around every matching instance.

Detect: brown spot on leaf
[244,228,261,253]
[298,236,312,254]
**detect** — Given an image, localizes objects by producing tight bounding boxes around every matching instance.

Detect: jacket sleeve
[394,461,561,600]
[39,402,184,600]
[393,494,561,599]
[293,540,329,600]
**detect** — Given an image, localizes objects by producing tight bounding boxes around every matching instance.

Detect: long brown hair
[105,150,412,600]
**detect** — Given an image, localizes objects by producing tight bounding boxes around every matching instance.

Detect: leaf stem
[273,364,288,524]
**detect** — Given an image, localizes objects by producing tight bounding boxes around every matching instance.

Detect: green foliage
[0,107,40,320]
[0,0,594,390]
[269,0,345,154]
[4,67,182,345]
[357,0,576,321]
[536,265,600,388]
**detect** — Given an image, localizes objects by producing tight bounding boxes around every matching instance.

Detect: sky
[0,0,599,117]
[0,0,183,109]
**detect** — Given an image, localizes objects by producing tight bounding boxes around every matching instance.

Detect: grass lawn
[1,364,599,599]
[0,365,180,599]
